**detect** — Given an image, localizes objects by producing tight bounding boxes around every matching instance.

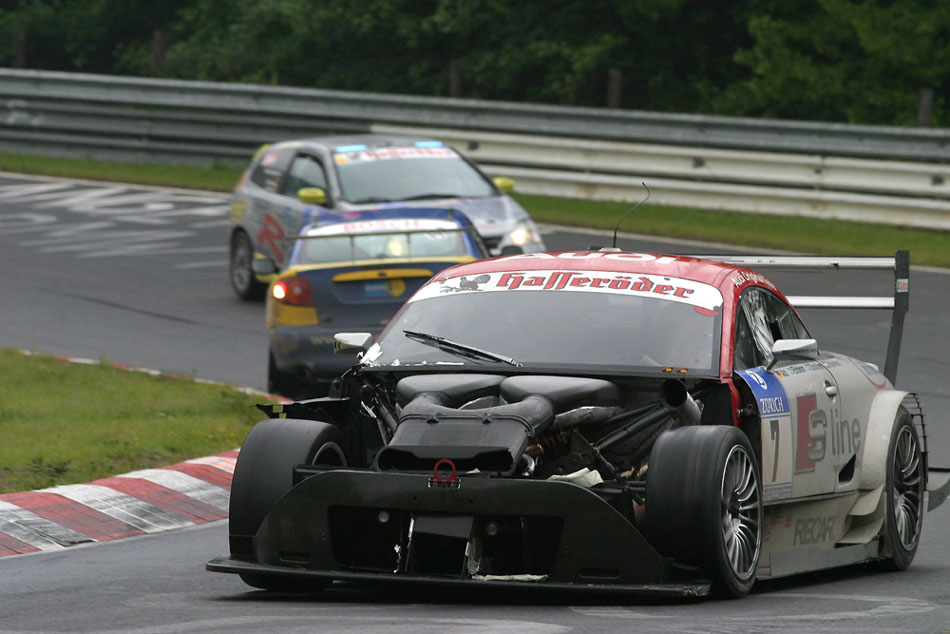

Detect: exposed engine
[372,373,707,486]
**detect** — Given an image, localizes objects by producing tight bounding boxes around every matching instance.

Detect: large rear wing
[693,250,910,385]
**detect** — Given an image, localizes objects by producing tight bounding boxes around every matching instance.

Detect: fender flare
[857,389,908,490]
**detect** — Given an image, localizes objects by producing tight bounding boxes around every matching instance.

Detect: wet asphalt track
[0,173,948,633]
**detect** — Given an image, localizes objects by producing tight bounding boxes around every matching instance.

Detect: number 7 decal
[762,416,792,488]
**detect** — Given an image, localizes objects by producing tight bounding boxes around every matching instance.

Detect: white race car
[209,249,947,597]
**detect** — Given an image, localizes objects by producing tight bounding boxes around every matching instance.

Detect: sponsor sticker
[738,367,790,415]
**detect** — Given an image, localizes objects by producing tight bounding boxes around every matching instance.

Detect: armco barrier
[1,68,948,228]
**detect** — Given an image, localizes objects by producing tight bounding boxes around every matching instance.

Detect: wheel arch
[858,389,910,490]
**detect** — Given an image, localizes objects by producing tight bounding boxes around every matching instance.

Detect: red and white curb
[0,351,288,558]
[0,450,238,557]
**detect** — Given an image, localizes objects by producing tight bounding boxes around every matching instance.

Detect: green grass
[0,349,274,494]
[0,152,242,192]
[0,151,946,268]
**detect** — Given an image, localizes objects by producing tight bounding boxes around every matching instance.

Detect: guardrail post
[884,250,910,385]
[607,68,622,108]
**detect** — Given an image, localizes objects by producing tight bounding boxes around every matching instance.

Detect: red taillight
[273,276,313,306]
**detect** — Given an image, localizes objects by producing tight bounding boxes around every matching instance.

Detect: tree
[715,0,948,125]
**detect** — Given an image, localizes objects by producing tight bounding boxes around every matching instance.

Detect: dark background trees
[1,0,945,126]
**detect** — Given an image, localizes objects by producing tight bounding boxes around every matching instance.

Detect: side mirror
[492,176,515,194]
[298,187,327,205]
[334,332,373,354]
[500,245,524,255]
[251,257,278,276]
[767,338,818,371]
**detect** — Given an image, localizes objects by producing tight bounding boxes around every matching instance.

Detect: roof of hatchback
[289,134,441,151]
[429,250,760,293]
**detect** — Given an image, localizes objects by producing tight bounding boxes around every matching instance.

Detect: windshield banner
[334,147,455,164]
[306,218,459,235]
[410,270,723,311]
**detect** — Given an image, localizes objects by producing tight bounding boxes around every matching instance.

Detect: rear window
[296,219,473,264]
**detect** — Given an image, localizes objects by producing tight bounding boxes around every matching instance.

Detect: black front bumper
[208,469,709,597]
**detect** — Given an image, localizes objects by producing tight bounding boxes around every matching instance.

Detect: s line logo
[795,394,826,473]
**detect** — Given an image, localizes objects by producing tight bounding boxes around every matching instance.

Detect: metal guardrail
[1,68,948,228]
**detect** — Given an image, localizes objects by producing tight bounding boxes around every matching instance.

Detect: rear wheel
[881,407,924,570]
[267,352,302,399]
[646,425,762,597]
[229,418,345,591]
[230,230,266,301]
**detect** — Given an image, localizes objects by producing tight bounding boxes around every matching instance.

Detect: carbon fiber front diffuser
[207,469,708,596]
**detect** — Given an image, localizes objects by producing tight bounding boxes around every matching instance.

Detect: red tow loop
[432,458,457,484]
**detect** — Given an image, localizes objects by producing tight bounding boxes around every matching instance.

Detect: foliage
[0,0,945,125]
[716,0,950,125]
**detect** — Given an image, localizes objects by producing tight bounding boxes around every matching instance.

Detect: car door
[267,152,334,265]
[243,146,297,267]
[734,287,841,502]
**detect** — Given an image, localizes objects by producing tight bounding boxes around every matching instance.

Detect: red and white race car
[209,249,947,597]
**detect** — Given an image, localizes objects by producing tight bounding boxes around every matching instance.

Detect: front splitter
[207,555,711,598]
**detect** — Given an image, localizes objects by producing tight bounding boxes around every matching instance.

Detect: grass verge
[0,152,946,268]
[0,349,273,494]
[0,152,242,192]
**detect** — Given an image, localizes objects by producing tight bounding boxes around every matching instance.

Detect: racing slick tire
[230,230,266,301]
[880,407,925,571]
[645,425,762,598]
[229,418,345,591]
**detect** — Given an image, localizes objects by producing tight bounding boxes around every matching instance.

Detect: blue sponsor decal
[364,280,391,298]
[737,367,790,416]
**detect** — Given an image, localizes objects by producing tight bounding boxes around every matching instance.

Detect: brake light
[272,276,313,306]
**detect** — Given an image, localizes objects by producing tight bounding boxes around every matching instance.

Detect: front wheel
[229,418,345,553]
[646,425,763,598]
[880,407,925,570]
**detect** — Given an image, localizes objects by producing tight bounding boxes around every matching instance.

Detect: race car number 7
[762,416,793,490]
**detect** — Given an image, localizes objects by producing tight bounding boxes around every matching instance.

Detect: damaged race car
[207,249,948,597]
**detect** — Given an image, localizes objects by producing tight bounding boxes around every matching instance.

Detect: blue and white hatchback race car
[229,134,544,300]
[258,206,488,398]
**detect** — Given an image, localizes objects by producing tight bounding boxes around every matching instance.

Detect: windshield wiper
[347,196,392,204]
[395,193,459,201]
[403,330,522,367]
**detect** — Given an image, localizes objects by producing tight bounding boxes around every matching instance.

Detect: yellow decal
[332,268,435,282]
[386,279,407,296]
[267,302,319,327]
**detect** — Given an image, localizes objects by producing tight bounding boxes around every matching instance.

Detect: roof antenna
[611,182,650,248]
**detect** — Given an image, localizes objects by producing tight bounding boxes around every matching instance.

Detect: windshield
[295,219,474,264]
[364,271,724,374]
[333,147,496,203]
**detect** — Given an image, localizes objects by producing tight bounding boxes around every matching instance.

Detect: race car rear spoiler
[694,250,909,386]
